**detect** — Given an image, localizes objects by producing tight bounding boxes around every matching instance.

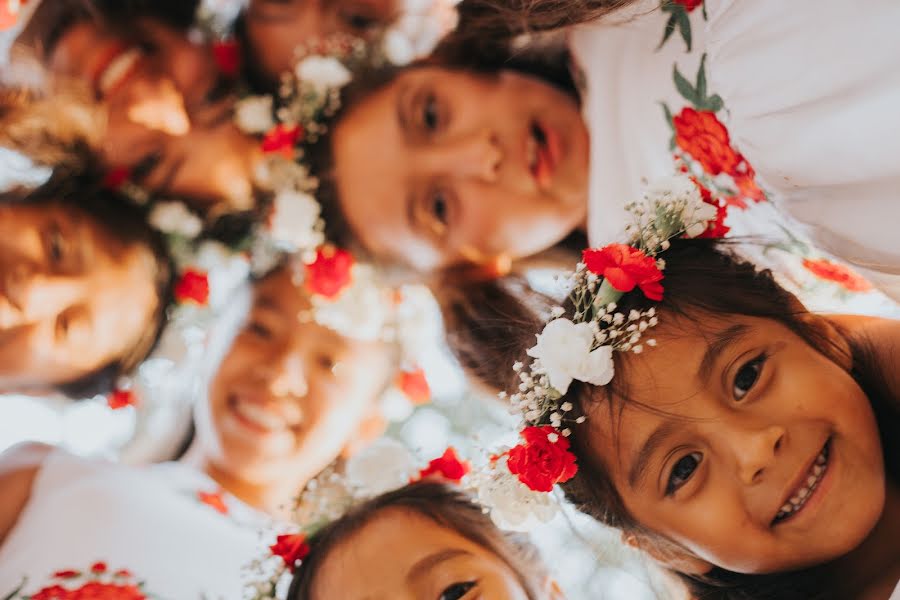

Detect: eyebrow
[627,419,680,489]
[696,323,752,384]
[406,548,472,584]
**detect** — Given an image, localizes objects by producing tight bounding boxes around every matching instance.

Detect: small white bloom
[474,459,558,532]
[561,402,573,412]
[295,56,352,93]
[345,438,417,496]
[233,95,275,134]
[547,432,559,443]
[550,306,565,318]
[148,201,203,237]
[527,318,615,394]
[576,416,587,424]
[269,190,323,252]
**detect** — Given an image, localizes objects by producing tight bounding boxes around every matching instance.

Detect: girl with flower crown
[297,0,900,302]
[0,257,401,598]
[441,179,900,599]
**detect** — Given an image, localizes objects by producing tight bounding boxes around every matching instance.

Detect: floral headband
[497,175,728,491]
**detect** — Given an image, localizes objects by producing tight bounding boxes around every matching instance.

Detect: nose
[124,77,190,136]
[433,130,502,183]
[733,423,786,485]
[268,350,309,400]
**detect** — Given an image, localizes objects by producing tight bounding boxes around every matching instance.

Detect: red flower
[69,582,145,599]
[673,107,741,176]
[53,570,81,579]
[89,562,107,575]
[305,246,354,299]
[732,160,766,203]
[690,179,730,239]
[674,0,702,10]
[30,585,69,600]
[212,39,240,77]
[269,533,310,572]
[174,269,210,305]
[107,389,138,410]
[802,258,872,292]
[261,124,302,159]
[197,490,229,515]
[506,426,578,492]
[113,570,132,579]
[418,447,471,483]
[582,244,664,301]
[102,167,131,191]
[398,368,430,405]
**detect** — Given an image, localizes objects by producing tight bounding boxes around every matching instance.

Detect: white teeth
[813,465,823,475]
[99,47,142,95]
[774,443,830,523]
[807,475,817,486]
[781,503,791,513]
[816,453,827,465]
[234,400,286,431]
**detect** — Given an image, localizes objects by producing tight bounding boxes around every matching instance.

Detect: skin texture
[189,266,391,513]
[244,0,398,86]
[43,17,262,209]
[0,201,158,393]
[332,67,589,271]
[586,313,886,574]
[311,508,533,600]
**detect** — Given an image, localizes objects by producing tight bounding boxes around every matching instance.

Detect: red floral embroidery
[691,179,730,238]
[506,426,578,492]
[418,447,470,483]
[174,269,210,305]
[673,108,741,176]
[261,124,302,159]
[211,39,240,77]
[113,570,132,579]
[102,167,131,191]
[107,389,138,410]
[197,489,229,515]
[270,533,310,572]
[674,0,702,10]
[89,563,107,575]
[53,571,81,580]
[28,564,147,600]
[802,259,872,292]
[582,244,664,301]
[398,368,431,405]
[305,246,354,299]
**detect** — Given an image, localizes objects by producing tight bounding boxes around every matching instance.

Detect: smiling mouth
[227,393,303,435]
[772,438,831,525]
[93,46,144,97]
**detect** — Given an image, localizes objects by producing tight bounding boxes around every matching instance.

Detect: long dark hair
[286,481,549,599]
[440,238,899,600]
[453,0,644,39]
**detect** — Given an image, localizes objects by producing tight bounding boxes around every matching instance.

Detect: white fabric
[0,449,272,599]
[890,579,900,600]
[571,0,900,299]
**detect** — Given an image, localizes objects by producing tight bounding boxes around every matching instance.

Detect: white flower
[148,201,203,237]
[269,190,324,252]
[311,264,389,341]
[295,56,352,93]
[345,438,418,496]
[233,95,274,134]
[474,458,558,532]
[526,318,615,394]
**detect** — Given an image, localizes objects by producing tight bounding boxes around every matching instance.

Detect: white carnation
[233,95,274,134]
[311,265,389,341]
[269,190,324,252]
[345,438,418,497]
[526,318,614,394]
[474,458,558,532]
[148,201,203,237]
[295,56,352,93]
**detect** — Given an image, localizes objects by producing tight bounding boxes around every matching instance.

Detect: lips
[91,43,144,98]
[227,393,304,435]
[772,438,831,526]
[527,119,560,188]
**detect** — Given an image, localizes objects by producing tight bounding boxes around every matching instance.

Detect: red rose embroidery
[89,562,107,575]
[506,426,578,492]
[102,167,131,191]
[305,246,354,299]
[732,161,766,203]
[174,269,210,305]
[107,389,138,410]
[398,368,430,405]
[582,244,664,301]
[53,571,81,579]
[212,39,240,77]
[261,124,302,159]
[270,533,310,572]
[197,489,229,515]
[673,108,741,176]
[802,259,872,292]
[418,447,471,483]
[674,0,702,10]
[690,179,730,238]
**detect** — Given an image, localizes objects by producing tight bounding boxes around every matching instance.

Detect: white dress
[571,0,900,301]
[0,449,274,600]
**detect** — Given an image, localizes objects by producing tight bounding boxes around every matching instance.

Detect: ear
[622,533,713,576]
[339,410,386,460]
[541,577,567,600]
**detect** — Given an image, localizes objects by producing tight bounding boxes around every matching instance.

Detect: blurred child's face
[311,508,532,600]
[0,202,158,392]
[332,67,589,271]
[46,17,262,208]
[585,314,885,574]
[245,0,398,85]
[199,266,391,487]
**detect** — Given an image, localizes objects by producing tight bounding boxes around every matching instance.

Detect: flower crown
[499,175,727,490]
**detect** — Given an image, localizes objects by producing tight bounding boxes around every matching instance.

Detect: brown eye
[665,452,702,496]
[439,581,476,600]
[733,353,767,400]
[316,353,336,371]
[45,226,65,265]
[431,190,449,225]
[248,321,274,340]
[421,94,440,131]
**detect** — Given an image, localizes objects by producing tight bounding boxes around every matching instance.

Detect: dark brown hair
[453,0,644,39]
[440,238,899,600]
[286,481,549,599]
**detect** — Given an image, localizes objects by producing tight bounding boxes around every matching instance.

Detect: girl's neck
[830,479,900,598]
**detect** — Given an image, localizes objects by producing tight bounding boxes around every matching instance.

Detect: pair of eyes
[415,93,451,232]
[664,352,768,495]
[246,320,340,372]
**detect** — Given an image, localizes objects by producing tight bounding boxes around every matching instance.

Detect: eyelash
[421,93,441,132]
[248,320,274,340]
[439,581,476,600]
[665,451,702,496]
[733,352,768,401]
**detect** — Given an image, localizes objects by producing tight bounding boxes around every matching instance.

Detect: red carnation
[674,0,702,10]
[197,490,229,515]
[89,562,107,575]
[107,389,138,410]
[506,426,578,492]
[802,258,872,292]
[261,124,302,159]
[212,39,241,77]
[418,447,471,483]
[673,107,741,176]
[398,368,430,405]
[690,179,730,239]
[732,160,766,203]
[174,269,210,305]
[582,244,664,301]
[270,533,310,572]
[305,246,354,299]
[102,167,131,191]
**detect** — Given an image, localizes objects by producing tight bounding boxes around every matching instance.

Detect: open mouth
[772,438,831,525]
[527,120,557,187]
[227,393,303,435]
[92,45,144,98]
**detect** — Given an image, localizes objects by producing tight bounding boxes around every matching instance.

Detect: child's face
[332,66,589,271]
[0,202,158,393]
[311,508,531,600]
[199,267,391,487]
[584,314,885,574]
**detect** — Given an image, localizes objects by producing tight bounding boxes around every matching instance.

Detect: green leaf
[673,64,698,105]
[2,578,26,600]
[660,102,675,131]
[704,93,724,113]
[701,0,708,20]
[696,53,708,100]
[677,9,692,51]
[658,11,679,50]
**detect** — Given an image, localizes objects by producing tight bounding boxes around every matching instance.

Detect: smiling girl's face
[584,313,885,574]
